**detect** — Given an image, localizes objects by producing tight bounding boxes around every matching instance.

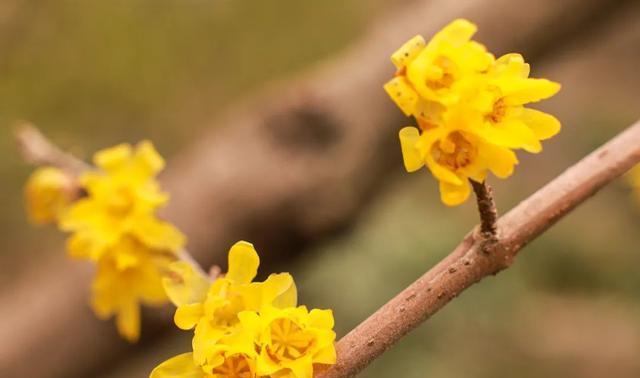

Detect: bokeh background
[1,1,640,377]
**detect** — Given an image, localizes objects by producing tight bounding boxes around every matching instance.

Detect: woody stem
[470,179,499,242]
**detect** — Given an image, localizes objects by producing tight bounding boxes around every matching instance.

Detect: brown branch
[470,179,499,243]
[13,121,90,174]
[319,119,640,378]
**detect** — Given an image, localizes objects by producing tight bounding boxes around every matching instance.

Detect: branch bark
[318,120,640,378]
[14,122,89,174]
[470,179,499,242]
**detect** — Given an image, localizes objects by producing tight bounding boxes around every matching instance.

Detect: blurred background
[1,0,640,377]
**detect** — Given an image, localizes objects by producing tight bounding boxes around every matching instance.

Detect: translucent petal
[398,127,424,172]
[131,217,185,252]
[502,78,561,105]
[308,309,334,329]
[390,35,425,69]
[133,140,165,177]
[227,241,260,284]
[162,261,210,306]
[150,353,205,378]
[384,77,419,116]
[432,19,477,47]
[439,180,471,206]
[266,273,298,308]
[520,108,561,140]
[93,143,132,172]
[484,118,542,153]
[479,143,518,178]
[116,299,140,342]
[174,303,204,330]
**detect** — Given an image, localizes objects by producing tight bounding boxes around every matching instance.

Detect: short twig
[470,179,499,248]
[14,121,90,174]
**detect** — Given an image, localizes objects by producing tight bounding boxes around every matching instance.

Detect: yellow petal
[439,180,471,206]
[227,241,260,284]
[174,303,204,330]
[384,77,419,116]
[24,167,74,224]
[433,18,477,47]
[150,353,205,378]
[116,299,140,342]
[503,78,560,105]
[493,53,530,78]
[162,261,210,306]
[308,309,334,329]
[479,144,518,179]
[484,118,542,153]
[287,355,314,378]
[132,217,186,253]
[398,127,424,172]
[520,108,561,140]
[390,35,426,69]
[93,143,132,172]
[265,273,298,308]
[134,140,165,175]
[314,344,337,365]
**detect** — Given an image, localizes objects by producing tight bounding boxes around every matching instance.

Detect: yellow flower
[239,306,337,378]
[470,53,561,152]
[161,241,297,370]
[384,19,494,118]
[385,19,560,206]
[399,121,517,206]
[59,141,185,260]
[91,236,172,342]
[24,167,75,224]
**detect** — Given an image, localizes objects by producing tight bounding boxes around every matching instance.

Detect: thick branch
[319,120,640,378]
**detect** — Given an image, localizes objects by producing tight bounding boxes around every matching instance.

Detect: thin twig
[14,121,90,174]
[319,119,640,378]
[470,179,499,249]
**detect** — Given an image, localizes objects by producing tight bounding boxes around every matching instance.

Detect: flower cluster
[24,141,185,341]
[384,19,561,205]
[151,241,336,378]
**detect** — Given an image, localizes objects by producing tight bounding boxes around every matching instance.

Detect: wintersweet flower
[472,53,561,152]
[91,237,173,342]
[155,241,298,376]
[240,306,337,378]
[24,166,75,224]
[399,119,517,205]
[385,18,560,206]
[59,141,185,260]
[384,19,493,119]
[24,140,187,341]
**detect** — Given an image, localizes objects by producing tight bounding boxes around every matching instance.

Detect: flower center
[426,56,455,90]
[210,355,253,378]
[267,318,311,361]
[432,132,477,171]
[486,97,506,123]
[107,187,134,216]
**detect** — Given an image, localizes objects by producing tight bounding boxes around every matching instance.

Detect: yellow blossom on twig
[23,140,186,341]
[151,241,336,378]
[384,18,561,205]
[24,166,76,224]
